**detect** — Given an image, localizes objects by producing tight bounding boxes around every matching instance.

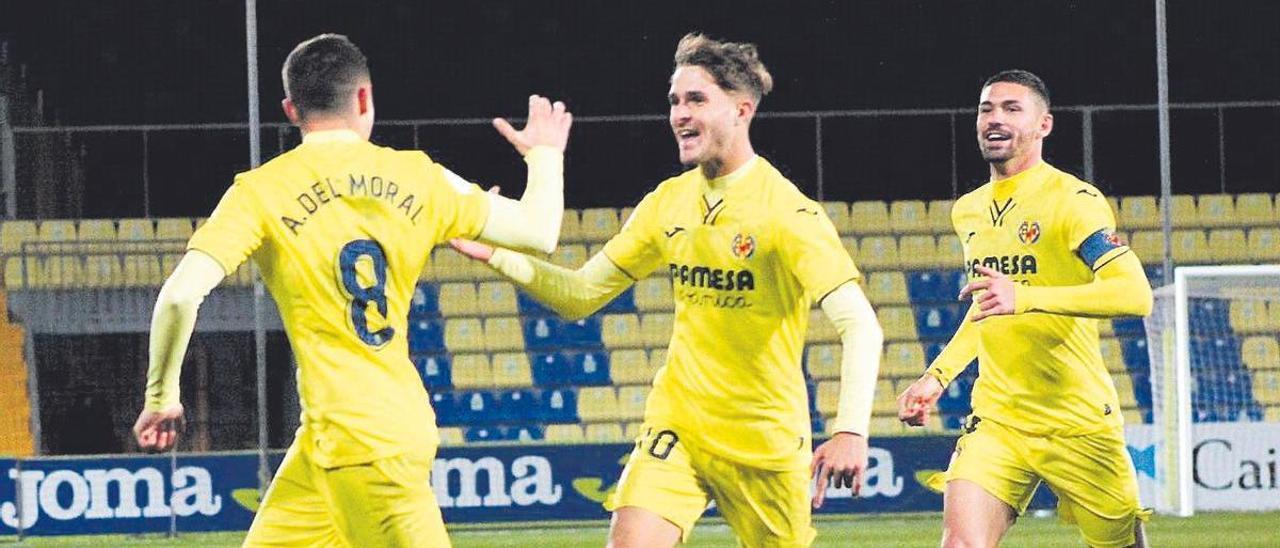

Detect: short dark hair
[673,33,774,103]
[282,34,370,118]
[983,69,1050,109]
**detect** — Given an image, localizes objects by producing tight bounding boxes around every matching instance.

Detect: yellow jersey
[603,156,859,470]
[188,129,490,468]
[952,161,1130,435]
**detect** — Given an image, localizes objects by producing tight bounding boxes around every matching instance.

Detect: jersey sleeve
[429,161,491,242]
[1062,185,1128,270]
[777,202,860,302]
[601,189,666,280]
[187,176,267,275]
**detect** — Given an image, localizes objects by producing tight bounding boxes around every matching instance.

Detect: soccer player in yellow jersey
[897,70,1153,548]
[449,34,884,547]
[129,34,573,546]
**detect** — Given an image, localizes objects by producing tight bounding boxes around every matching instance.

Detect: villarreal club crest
[1017,221,1041,245]
[731,232,756,259]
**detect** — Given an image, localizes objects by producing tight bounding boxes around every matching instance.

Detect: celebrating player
[131,33,572,546]
[897,70,1153,548]
[449,33,883,547]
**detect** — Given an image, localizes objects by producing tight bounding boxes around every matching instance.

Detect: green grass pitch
[5,511,1278,547]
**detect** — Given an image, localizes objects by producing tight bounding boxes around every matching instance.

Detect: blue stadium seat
[567,350,612,386]
[941,414,966,430]
[509,424,546,442]
[464,426,504,443]
[537,388,578,423]
[516,290,556,317]
[408,318,446,353]
[530,351,573,386]
[410,282,440,319]
[1193,370,1254,405]
[1120,337,1151,371]
[923,342,977,374]
[457,391,499,425]
[601,287,637,314]
[496,389,538,422]
[1188,298,1230,336]
[430,392,461,426]
[1189,335,1243,372]
[1112,318,1146,338]
[1144,265,1166,286]
[1130,371,1153,408]
[810,416,826,437]
[906,270,949,304]
[914,304,964,340]
[414,354,452,390]
[558,316,604,347]
[524,316,603,350]
[936,373,975,415]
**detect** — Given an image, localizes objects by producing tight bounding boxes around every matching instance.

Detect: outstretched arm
[961,251,1152,321]
[897,301,979,427]
[452,240,634,321]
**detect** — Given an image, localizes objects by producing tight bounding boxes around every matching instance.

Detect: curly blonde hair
[673,33,774,103]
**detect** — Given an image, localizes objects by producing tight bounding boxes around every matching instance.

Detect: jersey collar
[992,160,1049,196]
[302,129,363,145]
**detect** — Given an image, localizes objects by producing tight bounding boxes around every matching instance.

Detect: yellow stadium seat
[438,427,464,446]
[816,380,840,416]
[117,219,154,241]
[550,244,588,268]
[641,314,673,346]
[936,235,964,269]
[898,235,937,269]
[878,306,918,342]
[1235,193,1275,226]
[868,415,906,437]
[1121,409,1144,427]
[450,354,493,389]
[444,318,485,353]
[1242,336,1279,371]
[585,423,624,443]
[602,314,643,349]
[849,201,891,236]
[840,236,858,259]
[883,342,926,378]
[1230,300,1270,334]
[77,219,116,241]
[863,271,908,306]
[1120,196,1159,230]
[491,353,533,388]
[1113,373,1136,408]
[559,210,583,243]
[544,424,585,443]
[1209,229,1250,263]
[1128,231,1165,261]
[806,344,841,380]
[857,236,900,270]
[649,348,668,369]
[437,282,479,317]
[588,243,606,260]
[623,422,644,441]
[577,387,619,421]
[1170,230,1210,264]
[0,221,37,253]
[483,317,524,352]
[1099,317,1114,337]
[1255,371,1280,405]
[38,220,77,242]
[428,248,471,282]
[580,208,620,243]
[1107,197,1121,227]
[1269,406,1280,423]
[890,200,930,234]
[610,350,652,385]
[1169,195,1196,229]
[634,278,673,312]
[619,207,636,225]
[1100,337,1125,374]
[155,218,194,241]
[477,282,518,316]
[873,379,898,415]
[617,386,649,420]
[83,254,122,288]
[1195,194,1235,228]
[3,257,30,289]
[822,202,852,235]
[807,309,839,344]
[124,255,162,287]
[1247,228,1280,262]
[927,200,954,234]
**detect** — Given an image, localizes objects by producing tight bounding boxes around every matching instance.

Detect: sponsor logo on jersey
[968,254,1038,277]
[669,263,756,291]
[1017,221,1041,245]
[731,233,756,259]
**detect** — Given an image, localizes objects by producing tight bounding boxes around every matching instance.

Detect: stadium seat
[491,352,534,388]
[0,221,36,255]
[602,286,637,314]
[1229,300,1271,334]
[1209,229,1250,263]
[633,278,674,312]
[1100,337,1126,373]
[551,244,588,268]
[414,354,452,389]
[585,423,625,443]
[1195,194,1236,228]
[410,283,440,319]
[602,314,643,349]
[890,200,930,234]
[438,427,464,446]
[484,317,525,352]
[567,350,611,386]
[117,218,154,241]
[155,218,194,241]
[848,201,891,235]
[897,235,937,269]
[530,351,573,386]
[1120,337,1151,372]
[495,389,537,421]
[429,248,479,282]
[1106,197,1122,227]
[509,424,545,443]
[840,236,858,259]
[577,386,619,421]
[450,354,493,389]
[882,342,926,378]
[863,271,908,306]
[857,236,900,270]
[822,202,852,235]
[1247,228,1280,262]
[806,344,841,380]
[651,348,668,369]
[610,349,652,385]
[935,235,963,269]
[1255,371,1280,405]
[617,386,649,420]
[619,206,636,225]
[538,388,578,423]
[816,381,839,415]
[1128,231,1165,261]
[559,210,583,243]
[926,200,954,234]
[914,305,962,341]
[1119,196,1159,230]
[878,306,919,342]
[77,219,116,241]
[544,424,585,443]
[579,208,620,242]
[443,318,484,353]
[906,270,954,304]
[411,317,448,353]
[476,282,518,316]
[429,392,461,426]
[873,379,898,415]
[1171,230,1210,264]
[588,243,606,259]
[437,282,479,317]
[1169,195,1196,228]
[1235,193,1276,226]
[807,309,839,344]
[1242,336,1279,371]
[623,422,643,441]
[38,220,77,242]
[641,314,673,346]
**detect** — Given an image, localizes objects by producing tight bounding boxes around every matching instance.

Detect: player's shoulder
[953,182,992,214]
[1043,164,1107,201]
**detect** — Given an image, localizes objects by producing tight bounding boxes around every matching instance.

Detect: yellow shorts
[945,417,1150,548]
[604,423,816,547]
[243,437,448,547]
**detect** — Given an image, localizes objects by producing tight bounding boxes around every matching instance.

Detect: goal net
[1142,265,1280,516]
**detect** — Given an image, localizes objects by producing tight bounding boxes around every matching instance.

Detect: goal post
[1143,264,1280,517]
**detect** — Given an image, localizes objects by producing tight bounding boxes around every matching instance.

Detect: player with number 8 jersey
[132,34,572,547]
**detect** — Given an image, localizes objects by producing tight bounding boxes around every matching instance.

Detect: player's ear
[357,86,372,116]
[736,96,757,125]
[282,98,301,126]
[1039,111,1054,139]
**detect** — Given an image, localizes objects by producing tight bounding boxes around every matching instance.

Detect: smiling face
[977,81,1053,172]
[668,65,750,170]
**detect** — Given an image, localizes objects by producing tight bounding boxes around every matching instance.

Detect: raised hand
[958,265,1017,321]
[897,374,944,427]
[133,403,185,452]
[493,95,573,155]
[811,432,869,508]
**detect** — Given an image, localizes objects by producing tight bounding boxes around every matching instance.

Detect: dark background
[1,0,1277,217]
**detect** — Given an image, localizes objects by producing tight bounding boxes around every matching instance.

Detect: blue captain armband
[1077,228,1128,270]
